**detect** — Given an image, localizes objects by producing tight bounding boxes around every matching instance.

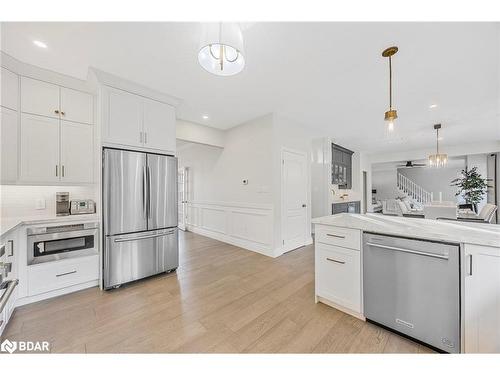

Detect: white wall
[177,113,319,256]
[398,161,466,203]
[177,114,276,256]
[371,169,399,201]
[176,119,226,148]
[0,185,97,219]
[177,114,274,205]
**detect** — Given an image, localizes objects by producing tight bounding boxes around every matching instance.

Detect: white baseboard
[186,225,275,258]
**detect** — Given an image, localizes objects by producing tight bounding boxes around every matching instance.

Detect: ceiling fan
[397,161,427,168]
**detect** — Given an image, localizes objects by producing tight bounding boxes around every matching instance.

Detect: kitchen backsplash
[0,185,97,219]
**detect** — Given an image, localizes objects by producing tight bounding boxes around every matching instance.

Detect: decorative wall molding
[184,201,276,257]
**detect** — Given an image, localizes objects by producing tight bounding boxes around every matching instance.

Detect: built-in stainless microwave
[27,222,98,265]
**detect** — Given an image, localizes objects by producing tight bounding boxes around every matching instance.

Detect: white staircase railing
[397,172,432,204]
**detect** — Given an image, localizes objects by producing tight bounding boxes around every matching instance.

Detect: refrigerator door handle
[143,166,148,219]
[147,165,151,219]
[113,230,175,243]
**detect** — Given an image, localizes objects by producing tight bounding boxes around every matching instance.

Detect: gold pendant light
[382,46,398,133]
[428,124,448,167]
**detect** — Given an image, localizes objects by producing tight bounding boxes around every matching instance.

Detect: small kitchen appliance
[56,192,70,216]
[70,199,96,215]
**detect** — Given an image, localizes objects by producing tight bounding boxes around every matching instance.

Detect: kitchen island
[312,213,500,353]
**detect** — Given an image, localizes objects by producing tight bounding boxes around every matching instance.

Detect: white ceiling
[1,22,499,153]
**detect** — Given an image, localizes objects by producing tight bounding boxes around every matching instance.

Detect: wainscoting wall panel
[185,201,276,257]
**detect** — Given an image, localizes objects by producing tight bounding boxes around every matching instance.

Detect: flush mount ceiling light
[202,115,209,120]
[428,124,448,167]
[382,46,399,133]
[198,23,245,76]
[33,40,47,49]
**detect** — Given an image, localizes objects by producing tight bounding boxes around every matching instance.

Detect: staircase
[397,172,432,204]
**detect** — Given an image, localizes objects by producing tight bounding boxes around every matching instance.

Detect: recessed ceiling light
[429,104,438,109]
[202,115,209,120]
[33,40,47,49]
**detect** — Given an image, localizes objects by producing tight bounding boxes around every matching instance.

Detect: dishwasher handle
[366,242,449,260]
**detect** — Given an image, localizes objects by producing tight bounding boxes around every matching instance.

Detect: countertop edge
[1,214,100,238]
[312,214,500,248]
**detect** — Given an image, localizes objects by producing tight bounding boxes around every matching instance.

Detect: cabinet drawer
[316,225,361,250]
[28,255,99,296]
[315,243,361,313]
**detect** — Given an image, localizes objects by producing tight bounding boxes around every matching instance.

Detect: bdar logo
[1,339,17,353]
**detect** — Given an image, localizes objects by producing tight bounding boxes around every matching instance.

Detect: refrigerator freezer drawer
[104,228,178,289]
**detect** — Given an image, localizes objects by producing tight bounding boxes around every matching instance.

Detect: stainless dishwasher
[363,233,460,353]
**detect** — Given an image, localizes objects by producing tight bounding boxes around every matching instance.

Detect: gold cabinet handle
[62,165,65,177]
[60,111,65,116]
[54,109,60,114]
[55,165,58,177]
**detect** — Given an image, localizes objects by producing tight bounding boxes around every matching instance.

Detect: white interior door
[282,149,308,252]
[178,167,187,231]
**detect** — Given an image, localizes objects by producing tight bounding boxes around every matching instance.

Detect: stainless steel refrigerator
[102,148,178,289]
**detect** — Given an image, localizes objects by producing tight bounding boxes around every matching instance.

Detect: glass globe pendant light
[382,46,399,135]
[198,23,245,76]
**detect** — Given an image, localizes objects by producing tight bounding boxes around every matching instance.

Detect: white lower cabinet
[20,113,60,183]
[0,228,19,337]
[315,241,362,316]
[28,255,99,296]
[464,244,500,353]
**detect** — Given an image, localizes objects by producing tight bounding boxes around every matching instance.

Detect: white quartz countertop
[1,213,99,238]
[312,213,500,248]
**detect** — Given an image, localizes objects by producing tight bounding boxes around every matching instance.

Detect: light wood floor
[2,231,434,353]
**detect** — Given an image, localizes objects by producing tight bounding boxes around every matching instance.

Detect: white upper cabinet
[465,244,500,353]
[60,121,94,183]
[21,77,60,119]
[20,113,60,183]
[1,107,18,182]
[60,87,93,124]
[106,87,143,147]
[143,99,176,152]
[2,63,94,185]
[103,86,176,154]
[1,67,19,110]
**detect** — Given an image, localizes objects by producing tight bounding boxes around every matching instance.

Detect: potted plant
[450,167,489,213]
